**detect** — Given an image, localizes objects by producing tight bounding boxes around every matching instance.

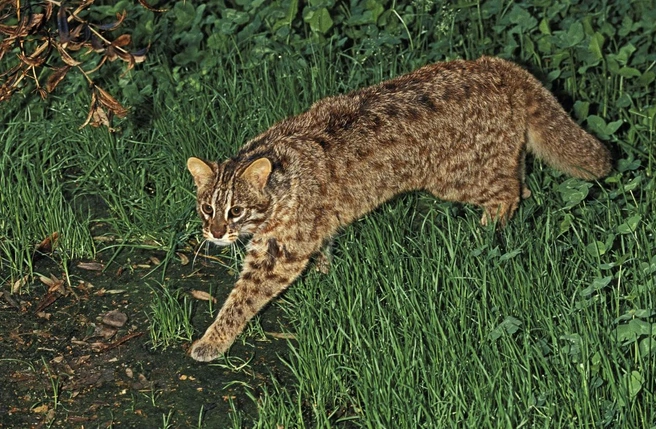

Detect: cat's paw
[314,257,331,274]
[189,337,229,362]
[313,248,332,274]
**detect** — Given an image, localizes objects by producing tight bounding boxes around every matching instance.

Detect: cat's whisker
[191,238,210,270]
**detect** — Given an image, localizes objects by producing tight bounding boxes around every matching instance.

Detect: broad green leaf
[617,66,642,78]
[366,0,384,22]
[573,100,589,120]
[588,32,605,60]
[587,115,608,135]
[538,18,550,35]
[615,319,654,343]
[626,371,644,400]
[553,22,584,48]
[638,71,656,87]
[585,241,607,258]
[617,215,641,234]
[586,115,620,139]
[616,308,656,322]
[558,179,591,208]
[272,0,299,32]
[305,7,333,34]
[499,248,522,262]
[580,276,611,296]
[616,43,637,65]
[488,316,522,341]
[639,337,656,357]
[617,156,641,172]
[508,5,537,30]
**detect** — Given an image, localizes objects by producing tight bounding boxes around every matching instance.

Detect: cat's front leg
[190,239,310,362]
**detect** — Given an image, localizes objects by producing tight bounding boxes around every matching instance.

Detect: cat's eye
[201,204,213,215]
[229,206,244,218]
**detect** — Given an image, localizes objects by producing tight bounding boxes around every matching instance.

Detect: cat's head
[187,156,272,246]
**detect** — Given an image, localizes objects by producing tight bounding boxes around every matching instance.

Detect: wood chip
[190,290,217,303]
[77,261,104,271]
[36,311,52,320]
[2,290,20,309]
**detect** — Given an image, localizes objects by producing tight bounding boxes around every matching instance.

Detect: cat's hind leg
[477,171,524,227]
[313,238,333,274]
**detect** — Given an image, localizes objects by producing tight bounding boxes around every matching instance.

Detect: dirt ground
[0,247,293,428]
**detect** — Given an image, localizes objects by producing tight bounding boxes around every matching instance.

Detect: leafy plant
[0,0,154,128]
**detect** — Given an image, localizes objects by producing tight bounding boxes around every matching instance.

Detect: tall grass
[249,186,654,427]
[0,117,96,283]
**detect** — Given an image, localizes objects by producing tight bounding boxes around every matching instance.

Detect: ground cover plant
[1,0,654,427]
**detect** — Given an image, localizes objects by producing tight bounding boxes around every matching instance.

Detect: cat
[186,56,611,361]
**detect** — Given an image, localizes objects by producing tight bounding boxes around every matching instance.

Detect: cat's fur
[186,56,611,361]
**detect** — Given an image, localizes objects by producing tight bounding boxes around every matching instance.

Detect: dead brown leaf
[57,4,70,46]
[39,274,65,294]
[94,288,126,296]
[190,290,217,303]
[35,232,59,254]
[34,291,61,313]
[32,404,49,414]
[80,90,108,128]
[265,331,297,340]
[1,290,20,309]
[95,86,128,117]
[55,43,81,66]
[138,0,168,13]
[112,33,131,47]
[92,235,116,243]
[96,10,127,31]
[177,252,190,266]
[94,324,117,340]
[77,261,104,271]
[18,51,46,68]
[11,275,29,294]
[46,65,71,92]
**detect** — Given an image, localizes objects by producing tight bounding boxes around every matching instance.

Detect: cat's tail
[524,78,612,180]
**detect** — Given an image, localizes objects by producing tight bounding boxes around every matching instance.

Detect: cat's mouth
[204,230,237,246]
[208,238,235,246]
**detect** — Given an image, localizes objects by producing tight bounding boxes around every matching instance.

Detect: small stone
[102,310,128,328]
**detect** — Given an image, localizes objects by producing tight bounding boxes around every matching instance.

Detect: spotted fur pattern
[187,56,611,361]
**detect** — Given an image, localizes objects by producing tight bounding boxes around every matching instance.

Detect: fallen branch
[96,331,144,353]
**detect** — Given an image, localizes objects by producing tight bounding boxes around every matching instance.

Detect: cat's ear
[187,157,214,188]
[240,158,272,190]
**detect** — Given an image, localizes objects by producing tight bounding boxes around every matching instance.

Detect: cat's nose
[209,221,227,239]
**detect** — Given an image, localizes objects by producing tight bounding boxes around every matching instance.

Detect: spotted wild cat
[186,56,611,361]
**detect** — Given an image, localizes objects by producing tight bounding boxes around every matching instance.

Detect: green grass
[1,0,655,427]
[147,283,194,350]
[252,188,655,427]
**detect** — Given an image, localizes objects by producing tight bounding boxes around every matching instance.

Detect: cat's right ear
[187,157,214,188]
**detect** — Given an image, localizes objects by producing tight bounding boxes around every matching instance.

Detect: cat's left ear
[241,158,272,190]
